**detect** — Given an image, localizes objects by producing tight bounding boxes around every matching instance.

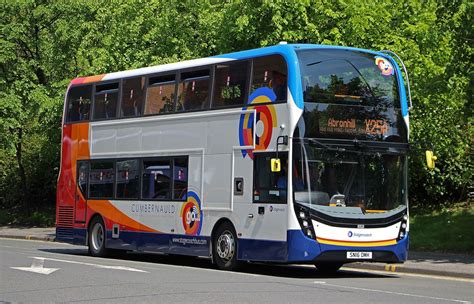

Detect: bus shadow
[40,248,395,279]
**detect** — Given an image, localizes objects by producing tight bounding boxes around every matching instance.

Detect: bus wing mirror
[271,158,281,172]
[425,150,437,170]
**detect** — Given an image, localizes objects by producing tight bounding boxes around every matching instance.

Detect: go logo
[180,191,202,235]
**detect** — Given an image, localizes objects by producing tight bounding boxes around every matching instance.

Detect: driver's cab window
[253,153,288,203]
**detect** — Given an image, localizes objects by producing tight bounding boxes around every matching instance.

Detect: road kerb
[0,234,55,242]
[345,262,474,280]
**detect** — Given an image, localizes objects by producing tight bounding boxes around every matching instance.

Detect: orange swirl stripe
[88,200,158,233]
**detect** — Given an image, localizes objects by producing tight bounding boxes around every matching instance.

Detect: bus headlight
[397,214,408,241]
[295,205,315,240]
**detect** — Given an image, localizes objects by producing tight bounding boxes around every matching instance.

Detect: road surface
[0,238,472,303]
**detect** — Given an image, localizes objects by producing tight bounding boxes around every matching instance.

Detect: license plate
[347,251,372,259]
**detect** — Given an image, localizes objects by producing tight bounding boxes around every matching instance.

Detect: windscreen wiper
[307,138,347,153]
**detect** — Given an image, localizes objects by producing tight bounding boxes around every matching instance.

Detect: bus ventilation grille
[57,206,74,228]
[56,227,74,239]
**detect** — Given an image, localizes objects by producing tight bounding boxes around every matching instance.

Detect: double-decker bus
[57,43,412,272]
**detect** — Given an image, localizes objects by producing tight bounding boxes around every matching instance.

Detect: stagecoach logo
[375,56,394,76]
[180,190,203,236]
[348,231,373,238]
[269,205,285,212]
[238,87,278,159]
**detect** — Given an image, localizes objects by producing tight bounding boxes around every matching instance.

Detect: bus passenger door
[234,152,289,261]
[74,161,88,223]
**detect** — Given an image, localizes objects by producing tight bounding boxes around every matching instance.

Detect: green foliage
[0,0,471,221]
[410,203,474,253]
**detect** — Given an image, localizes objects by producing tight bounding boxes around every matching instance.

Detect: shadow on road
[39,247,395,280]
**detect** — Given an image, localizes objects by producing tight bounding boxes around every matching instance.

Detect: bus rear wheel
[315,262,343,274]
[88,217,108,257]
[213,222,240,271]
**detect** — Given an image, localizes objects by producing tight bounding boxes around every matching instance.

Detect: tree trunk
[15,128,30,216]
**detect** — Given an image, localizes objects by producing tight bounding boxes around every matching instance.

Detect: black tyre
[212,222,240,271]
[88,216,108,257]
[315,262,343,274]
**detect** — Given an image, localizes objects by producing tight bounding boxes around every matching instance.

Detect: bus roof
[69,43,386,86]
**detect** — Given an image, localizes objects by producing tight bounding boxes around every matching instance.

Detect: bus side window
[121,77,145,117]
[93,82,119,120]
[178,69,210,112]
[67,85,92,123]
[173,157,188,200]
[77,161,89,198]
[89,161,115,198]
[251,55,287,102]
[116,159,139,199]
[212,61,249,108]
[145,74,176,115]
[142,159,172,200]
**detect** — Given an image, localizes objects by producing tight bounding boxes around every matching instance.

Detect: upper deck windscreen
[298,49,399,107]
[297,49,406,142]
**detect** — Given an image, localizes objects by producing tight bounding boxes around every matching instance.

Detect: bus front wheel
[88,216,108,257]
[212,222,240,271]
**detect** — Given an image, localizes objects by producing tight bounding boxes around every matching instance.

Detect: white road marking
[30,256,148,273]
[11,257,59,275]
[315,281,472,304]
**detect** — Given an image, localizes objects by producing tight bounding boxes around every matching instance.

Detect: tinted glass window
[89,161,114,198]
[251,55,287,102]
[93,83,119,120]
[77,161,89,198]
[116,159,139,199]
[212,62,249,108]
[145,74,176,115]
[67,85,92,122]
[142,160,172,200]
[298,49,399,107]
[177,70,210,111]
[121,77,145,117]
[173,157,188,200]
[253,153,288,204]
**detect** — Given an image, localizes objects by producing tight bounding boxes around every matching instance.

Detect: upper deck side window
[121,77,145,117]
[212,61,249,108]
[66,85,92,123]
[145,74,176,115]
[93,82,119,120]
[177,69,210,112]
[251,55,288,102]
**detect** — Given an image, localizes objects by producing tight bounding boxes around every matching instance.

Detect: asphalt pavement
[0,226,473,279]
[0,238,473,303]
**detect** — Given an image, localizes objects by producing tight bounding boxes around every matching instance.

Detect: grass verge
[0,209,55,227]
[410,203,474,254]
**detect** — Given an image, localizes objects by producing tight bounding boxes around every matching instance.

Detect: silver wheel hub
[216,231,235,261]
[91,223,104,251]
